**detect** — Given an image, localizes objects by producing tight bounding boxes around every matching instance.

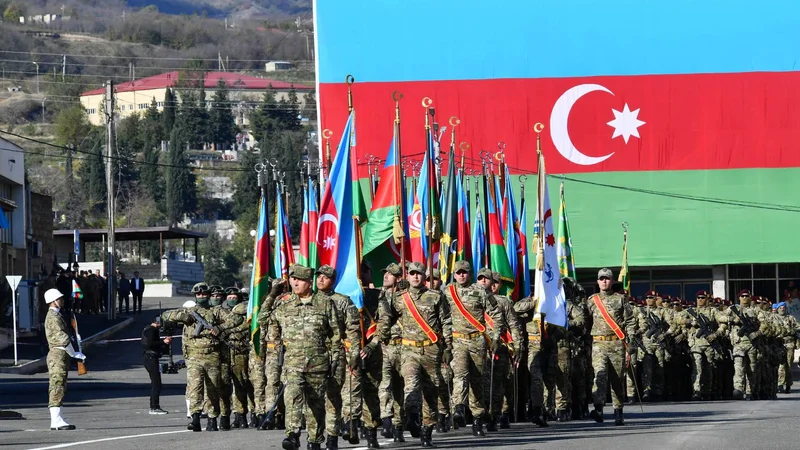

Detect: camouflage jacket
[683,305,728,348]
[225,302,251,352]
[638,306,668,346]
[317,289,362,360]
[161,305,243,355]
[267,292,345,372]
[378,285,452,346]
[727,304,763,346]
[493,294,521,345]
[377,288,403,340]
[566,297,589,344]
[444,281,502,342]
[513,296,543,336]
[45,308,71,350]
[586,291,637,339]
[777,311,800,345]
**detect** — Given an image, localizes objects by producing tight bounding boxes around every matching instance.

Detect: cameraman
[143,318,172,414]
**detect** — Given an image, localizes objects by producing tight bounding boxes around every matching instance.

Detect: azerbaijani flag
[471,209,485,280]
[307,180,319,270]
[417,128,441,267]
[503,166,519,283]
[362,132,408,277]
[518,196,531,298]
[455,170,471,267]
[408,190,425,264]
[72,279,83,299]
[486,178,514,295]
[557,181,577,280]
[273,185,294,279]
[298,185,311,268]
[317,111,364,308]
[248,196,271,354]
[533,151,567,328]
[440,145,458,282]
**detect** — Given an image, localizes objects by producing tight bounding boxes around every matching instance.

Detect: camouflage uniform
[161,300,242,425]
[553,281,588,420]
[487,274,522,425]
[586,269,636,423]
[777,305,799,392]
[45,307,72,408]
[513,294,557,426]
[377,262,452,447]
[445,266,502,431]
[638,295,668,400]
[256,283,290,428]
[227,300,253,422]
[207,292,233,421]
[683,293,728,400]
[568,286,591,419]
[266,265,345,447]
[728,293,762,399]
[377,281,407,430]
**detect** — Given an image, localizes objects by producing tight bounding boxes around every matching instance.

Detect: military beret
[290,265,314,281]
[645,290,658,298]
[491,271,501,283]
[477,267,493,280]
[407,262,425,274]
[696,290,709,298]
[382,263,402,276]
[597,268,613,279]
[316,264,337,280]
[453,260,471,273]
[738,289,751,297]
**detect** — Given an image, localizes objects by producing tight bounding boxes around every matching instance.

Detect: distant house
[265,61,293,72]
[79,71,312,127]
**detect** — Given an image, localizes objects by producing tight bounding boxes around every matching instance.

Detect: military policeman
[44,288,84,430]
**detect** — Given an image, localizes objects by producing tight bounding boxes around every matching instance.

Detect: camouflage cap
[477,267,493,280]
[316,264,337,280]
[290,265,314,281]
[491,271,501,283]
[427,268,441,280]
[597,268,613,279]
[453,260,471,273]
[382,263,402,276]
[407,262,426,274]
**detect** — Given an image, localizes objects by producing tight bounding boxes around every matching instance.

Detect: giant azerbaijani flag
[315,0,800,268]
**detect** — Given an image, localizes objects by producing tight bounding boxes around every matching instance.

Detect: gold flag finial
[393,91,403,123]
[422,97,433,130]
[346,74,355,113]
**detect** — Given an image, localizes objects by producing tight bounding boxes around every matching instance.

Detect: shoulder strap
[401,291,439,343]
[591,294,625,339]
[449,284,486,333]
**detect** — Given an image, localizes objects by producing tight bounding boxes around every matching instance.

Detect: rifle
[729,306,758,338]
[628,334,647,354]
[190,310,214,337]
[686,308,724,353]
[69,312,87,376]
[259,383,287,430]
[644,313,668,349]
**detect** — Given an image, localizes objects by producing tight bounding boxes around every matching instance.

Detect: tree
[141,100,165,209]
[2,1,25,22]
[54,105,92,183]
[208,78,237,150]
[203,231,236,287]
[114,114,142,205]
[76,134,107,211]
[303,90,317,121]
[162,87,176,136]
[165,126,196,225]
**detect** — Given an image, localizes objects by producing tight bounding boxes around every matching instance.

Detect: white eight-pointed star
[607,103,645,144]
[322,235,336,250]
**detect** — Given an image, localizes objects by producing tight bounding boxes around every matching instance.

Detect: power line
[0,49,315,63]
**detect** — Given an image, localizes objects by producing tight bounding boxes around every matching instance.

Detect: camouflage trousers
[438,359,452,416]
[265,345,284,415]
[452,335,488,416]
[325,353,345,436]
[207,351,231,416]
[690,345,719,395]
[379,342,405,425]
[284,368,327,445]
[230,348,253,415]
[488,348,512,417]
[187,351,221,418]
[778,344,795,388]
[343,345,382,428]
[47,349,70,408]
[400,344,442,427]
[549,340,571,412]
[248,348,266,414]
[528,338,555,409]
[570,344,588,410]
[591,340,626,409]
[641,345,665,396]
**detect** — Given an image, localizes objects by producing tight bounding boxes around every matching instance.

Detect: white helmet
[182,300,197,308]
[44,288,63,304]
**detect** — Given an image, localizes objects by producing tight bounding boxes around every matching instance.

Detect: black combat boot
[206,417,219,431]
[589,405,604,423]
[240,412,249,429]
[325,435,338,450]
[407,410,421,438]
[444,414,452,431]
[360,423,368,439]
[642,389,652,402]
[257,413,268,430]
[381,417,393,438]
[220,415,231,431]
[485,416,498,432]
[232,413,242,429]
[367,428,380,448]
[187,413,201,432]
[308,443,321,450]
[263,410,276,430]
[530,406,548,428]
[499,413,510,429]
[453,404,467,428]
[249,412,258,428]
[557,409,571,422]
[393,425,405,443]
[282,432,301,450]
[614,409,624,426]
[276,412,286,430]
[347,419,360,445]
[472,416,485,436]
[420,425,434,448]
[436,414,447,433]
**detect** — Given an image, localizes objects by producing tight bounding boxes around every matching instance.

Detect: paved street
[2,296,800,450]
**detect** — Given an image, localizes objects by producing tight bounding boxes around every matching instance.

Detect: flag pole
[393,91,406,278]
[534,123,545,271]
[422,97,434,285]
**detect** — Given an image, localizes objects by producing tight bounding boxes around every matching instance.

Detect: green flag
[557,181,577,280]
[619,226,630,292]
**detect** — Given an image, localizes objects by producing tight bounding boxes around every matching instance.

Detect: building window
[725,263,795,303]
[0,210,10,245]
[157,101,164,107]
[87,108,97,115]
[138,103,148,110]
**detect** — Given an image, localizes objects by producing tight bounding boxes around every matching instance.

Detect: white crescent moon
[550,84,615,166]
[316,213,340,245]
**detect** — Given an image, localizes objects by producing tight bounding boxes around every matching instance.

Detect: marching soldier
[568,283,591,419]
[776,302,799,393]
[586,268,636,426]
[684,290,728,401]
[555,277,587,422]
[44,288,84,430]
[161,282,243,432]
[639,291,667,401]
[377,261,452,448]
[208,286,233,430]
[487,271,521,429]
[377,264,409,442]
[446,264,502,437]
[224,288,254,429]
[256,278,290,430]
[267,265,350,450]
[729,290,761,400]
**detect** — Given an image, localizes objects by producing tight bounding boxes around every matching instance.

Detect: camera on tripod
[161,359,186,374]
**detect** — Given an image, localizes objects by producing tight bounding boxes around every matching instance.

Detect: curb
[0,316,135,375]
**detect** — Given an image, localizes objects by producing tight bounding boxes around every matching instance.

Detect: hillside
[126,1,312,19]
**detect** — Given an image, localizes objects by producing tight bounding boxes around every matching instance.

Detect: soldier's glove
[397,280,410,290]
[330,358,340,378]
[349,352,361,370]
[269,279,286,297]
[748,331,762,341]
[210,326,221,337]
[490,336,502,354]
[442,346,453,365]
[360,341,378,359]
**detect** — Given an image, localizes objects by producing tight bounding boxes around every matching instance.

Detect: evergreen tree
[303,90,317,121]
[165,125,196,225]
[203,231,236,287]
[77,133,107,211]
[208,78,237,150]
[114,115,142,205]
[162,87,176,136]
[231,146,260,227]
[141,99,165,209]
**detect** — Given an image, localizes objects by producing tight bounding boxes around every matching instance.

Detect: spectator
[117,272,131,314]
[130,271,146,314]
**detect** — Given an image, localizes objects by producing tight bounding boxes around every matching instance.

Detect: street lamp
[41,97,46,123]
[32,62,39,93]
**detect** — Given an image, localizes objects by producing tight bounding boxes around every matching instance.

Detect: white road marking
[27,430,191,450]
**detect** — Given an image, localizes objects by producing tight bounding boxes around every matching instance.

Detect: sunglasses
[740,294,751,297]
[696,296,707,300]
[646,296,655,299]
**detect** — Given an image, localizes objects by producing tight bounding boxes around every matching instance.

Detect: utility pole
[41,98,46,123]
[62,55,66,82]
[32,62,39,93]
[105,80,117,320]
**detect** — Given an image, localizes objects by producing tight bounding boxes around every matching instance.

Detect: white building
[0,137,27,279]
